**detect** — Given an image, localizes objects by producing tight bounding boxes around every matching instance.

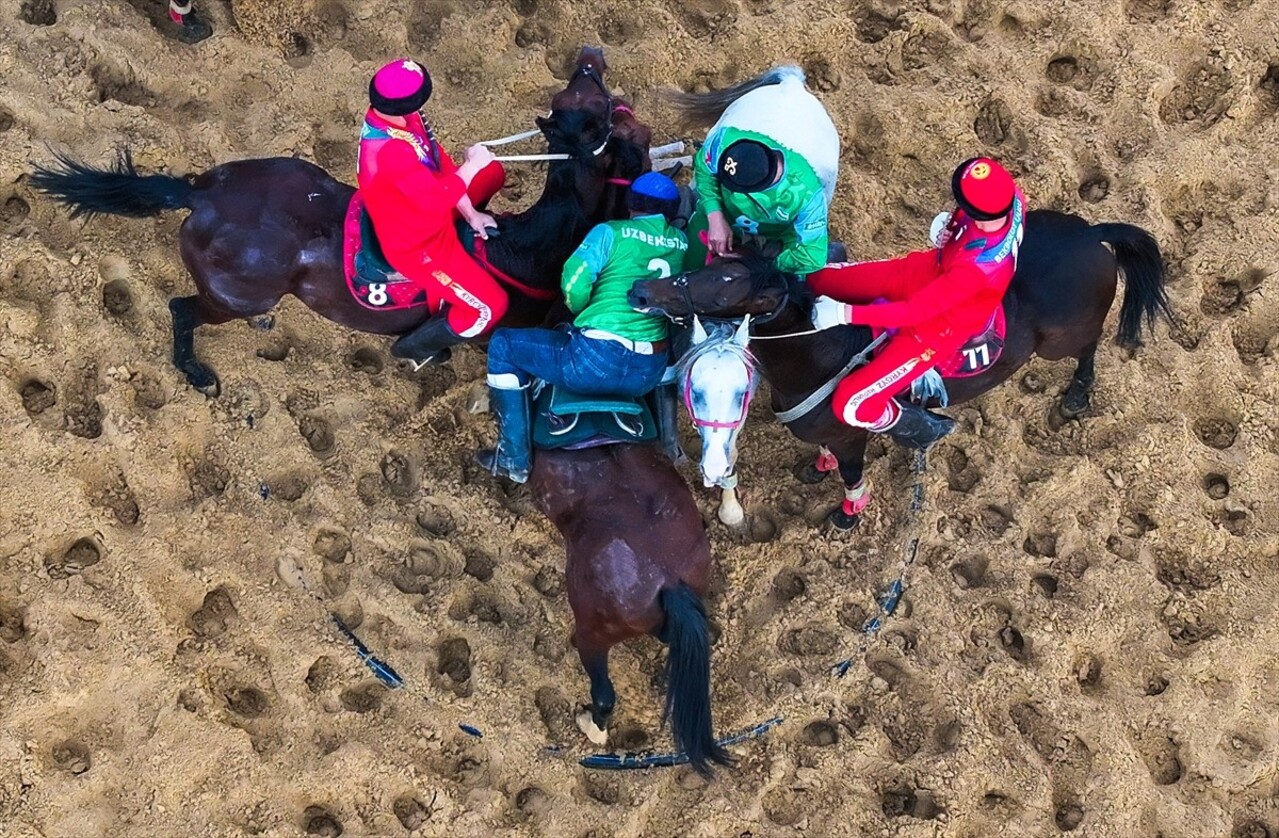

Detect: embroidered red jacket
[849,192,1025,346]
[356,109,464,259]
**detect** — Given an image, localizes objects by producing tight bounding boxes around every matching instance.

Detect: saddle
[936,306,1007,378]
[531,384,658,451]
[354,207,407,287]
[341,194,426,311]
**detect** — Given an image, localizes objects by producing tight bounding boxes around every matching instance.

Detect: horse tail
[659,582,733,777]
[1093,222,1176,347]
[664,64,805,128]
[29,148,195,220]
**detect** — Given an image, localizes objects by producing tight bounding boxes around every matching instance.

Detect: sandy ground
[2,0,1278,835]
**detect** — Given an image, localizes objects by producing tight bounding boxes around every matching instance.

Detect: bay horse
[29,47,651,396]
[530,442,731,776]
[630,210,1174,530]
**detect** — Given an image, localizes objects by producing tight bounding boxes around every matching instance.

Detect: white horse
[675,317,759,526]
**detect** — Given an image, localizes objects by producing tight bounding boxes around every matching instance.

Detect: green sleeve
[693,129,725,216]
[560,224,614,313]
[775,189,829,275]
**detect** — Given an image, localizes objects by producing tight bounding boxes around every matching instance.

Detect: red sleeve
[372,140,466,217]
[849,264,984,329]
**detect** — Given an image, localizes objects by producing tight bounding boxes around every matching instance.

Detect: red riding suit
[357,109,508,338]
[808,190,1025,428]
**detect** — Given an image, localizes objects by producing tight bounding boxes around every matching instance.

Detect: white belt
[581,329,657,355]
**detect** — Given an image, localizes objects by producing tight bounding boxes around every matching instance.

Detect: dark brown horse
[630,210,1175,530]
[30,47,651,395]
[531,443,731,776]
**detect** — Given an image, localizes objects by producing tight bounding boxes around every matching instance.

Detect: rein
[773,332,887,425]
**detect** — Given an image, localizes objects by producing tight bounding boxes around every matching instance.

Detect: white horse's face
[680,317,758,489]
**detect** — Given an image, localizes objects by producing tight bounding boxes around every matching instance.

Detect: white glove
[929,211,953,248]
[811,295,852,330]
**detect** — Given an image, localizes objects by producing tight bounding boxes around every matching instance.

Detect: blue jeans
[487,327,668,397]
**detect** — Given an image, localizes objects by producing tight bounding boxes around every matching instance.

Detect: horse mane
[662,65,806,128]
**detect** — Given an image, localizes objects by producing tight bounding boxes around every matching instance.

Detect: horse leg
[825,433,871,532]
[1059,343,1098,419]
[168,295,222,397]
[717,480,744,527]
[794,444,839,485]
[576,646,616,745]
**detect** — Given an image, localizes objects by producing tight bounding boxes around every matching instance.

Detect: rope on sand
[832,449,929,678]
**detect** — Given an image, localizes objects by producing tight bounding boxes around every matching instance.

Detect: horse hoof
[718,506,745,528]
[186,367,221,398]
[1058,394,1089,420]
[827,507,861,532]
[575,708,609,746]
[794,461,828,485]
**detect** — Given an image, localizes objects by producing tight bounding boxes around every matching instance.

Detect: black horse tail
[664,64,805,128]
[659,582,733,777]
[29,148,195,220]
[1093,222,1176,347]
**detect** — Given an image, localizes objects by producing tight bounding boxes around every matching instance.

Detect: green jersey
[694,126,829,275]
[560,214,687,343]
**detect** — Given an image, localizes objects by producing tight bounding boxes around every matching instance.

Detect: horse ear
[733,315,752,347]
[692,315,708,345]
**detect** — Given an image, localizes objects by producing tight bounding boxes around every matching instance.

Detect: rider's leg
[437,256,510,339]
[652,366,685,463]
[831,337,955,449]
[390,252,510,365]
[807,250,936,303]
[465,161,506,210]
[476,327,573,482]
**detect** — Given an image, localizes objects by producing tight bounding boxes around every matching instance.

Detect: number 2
[647,258,672,279]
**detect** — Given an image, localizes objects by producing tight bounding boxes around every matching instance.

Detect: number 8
[367,283,389,306]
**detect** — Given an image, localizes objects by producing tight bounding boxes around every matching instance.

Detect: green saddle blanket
[532,384,657,450]
[354,208,408,286]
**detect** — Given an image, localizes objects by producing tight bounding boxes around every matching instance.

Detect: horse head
[677,316,759,489]
[536,47,652,223]
[629,248,790,322]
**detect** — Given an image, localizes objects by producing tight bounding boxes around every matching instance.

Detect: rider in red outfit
[807,157,1025,449]
[358,59,509,366]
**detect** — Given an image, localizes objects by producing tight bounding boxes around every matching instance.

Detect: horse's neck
[488,186,592,288]
[752,303,873,403]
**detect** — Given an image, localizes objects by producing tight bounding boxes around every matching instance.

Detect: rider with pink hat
[358,58,509,366]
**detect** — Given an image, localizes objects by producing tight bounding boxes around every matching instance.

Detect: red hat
[951,157,1016,221]
[369,59,432,116]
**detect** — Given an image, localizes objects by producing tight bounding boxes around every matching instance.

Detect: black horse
[30,47,650,395]
[630,210,1175,530]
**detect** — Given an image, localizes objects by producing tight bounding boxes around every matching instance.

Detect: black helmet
[717,139,780,193]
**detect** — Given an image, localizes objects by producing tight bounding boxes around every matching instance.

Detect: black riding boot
[885,401,956,450]
[390,317,464,368]
[474,385,532,483]
[652,379,685,464]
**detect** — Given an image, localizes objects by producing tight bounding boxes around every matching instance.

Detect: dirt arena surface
[2,0,1278,835]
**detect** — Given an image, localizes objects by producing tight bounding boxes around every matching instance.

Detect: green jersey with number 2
[560,214,688,343]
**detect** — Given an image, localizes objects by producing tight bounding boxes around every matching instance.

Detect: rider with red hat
[358,59,509,366]
[807,157,1026,449]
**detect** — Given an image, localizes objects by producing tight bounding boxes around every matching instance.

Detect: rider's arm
[775,190,828,275]
[376,140,466,217]
[848,265,981,329]
[692,130,725,216]
[561,224,615,313]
